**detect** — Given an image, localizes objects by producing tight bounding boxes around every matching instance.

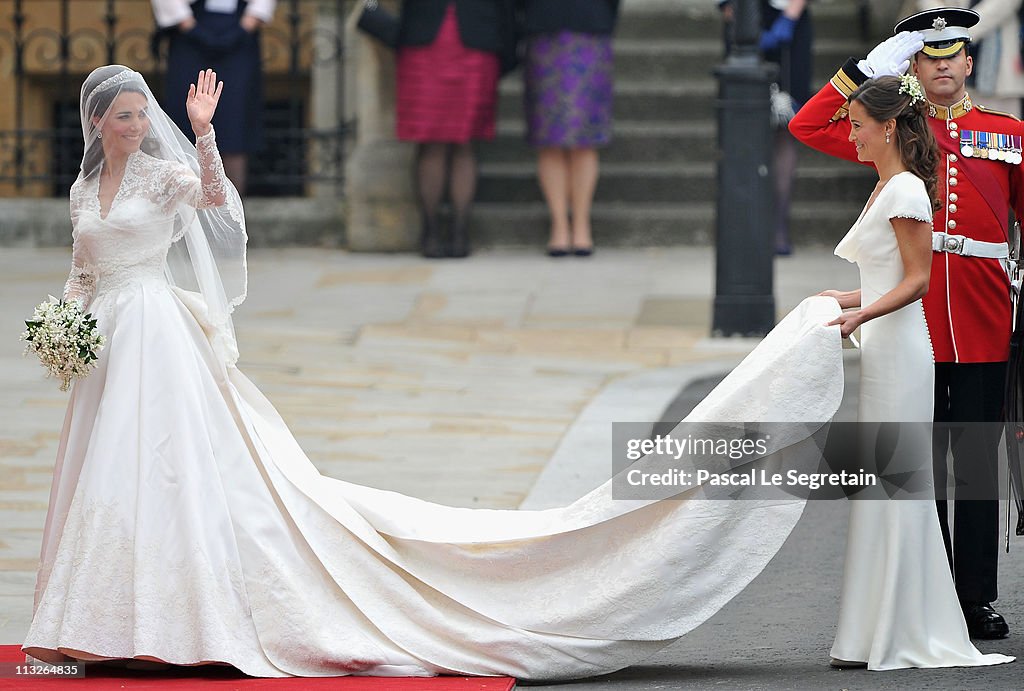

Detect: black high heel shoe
[420,215,445,259]
[449,218,471,258]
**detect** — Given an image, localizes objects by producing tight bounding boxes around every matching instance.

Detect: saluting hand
[186,68,223,137]
[860,31,925,78]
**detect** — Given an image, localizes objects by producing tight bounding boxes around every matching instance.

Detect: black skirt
[163,2,264,153]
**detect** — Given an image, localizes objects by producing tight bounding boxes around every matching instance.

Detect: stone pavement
[3,246,1024,689]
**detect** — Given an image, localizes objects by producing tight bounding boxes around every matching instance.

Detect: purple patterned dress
[523,31,614,148]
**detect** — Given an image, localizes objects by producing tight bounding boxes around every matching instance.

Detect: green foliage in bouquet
[21,297,106,391]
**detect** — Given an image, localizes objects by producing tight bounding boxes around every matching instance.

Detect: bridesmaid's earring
[97,132,102,139]
[885,131,891,144]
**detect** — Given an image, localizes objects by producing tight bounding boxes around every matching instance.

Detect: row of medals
[960,130,1024,165]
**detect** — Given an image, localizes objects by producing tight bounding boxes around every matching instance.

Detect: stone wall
[343,0,418,251]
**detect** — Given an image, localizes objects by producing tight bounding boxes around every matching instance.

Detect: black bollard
[712,0,777,337]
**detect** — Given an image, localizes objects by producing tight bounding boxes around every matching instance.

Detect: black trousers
[933,361,1007,604]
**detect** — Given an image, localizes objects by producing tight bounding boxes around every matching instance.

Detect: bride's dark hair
[848,76,940,209]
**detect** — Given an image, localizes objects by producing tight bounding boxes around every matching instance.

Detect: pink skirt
[396,4,500,143]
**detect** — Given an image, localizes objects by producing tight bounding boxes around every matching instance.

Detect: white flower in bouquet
[20,296,106,391]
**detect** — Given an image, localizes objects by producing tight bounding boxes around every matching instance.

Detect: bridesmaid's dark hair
[848,76,940,209]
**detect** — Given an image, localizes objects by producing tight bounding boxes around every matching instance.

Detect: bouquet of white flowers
[21,297,106,391]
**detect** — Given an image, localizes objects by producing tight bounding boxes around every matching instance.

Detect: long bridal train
[25,293,845,678]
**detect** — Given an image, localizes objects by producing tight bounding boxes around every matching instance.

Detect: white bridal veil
[77,64,247,364]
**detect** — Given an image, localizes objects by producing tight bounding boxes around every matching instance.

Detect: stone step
[481,120,870,168]
[0,198,861,249]
[480,121,713,164]
[468,201,862,248]
[476,162,875,205]
[0,198,347,248]
[616,6,720,41]
[807,3,873,41]
[498,72,860,127]
[606,38,863,85]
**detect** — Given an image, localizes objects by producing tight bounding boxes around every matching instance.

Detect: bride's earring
[97,132,102,139]
[885,131,891,144]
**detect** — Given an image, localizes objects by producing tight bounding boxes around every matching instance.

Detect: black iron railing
[0,0,351,196]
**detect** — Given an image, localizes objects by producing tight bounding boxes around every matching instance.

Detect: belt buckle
[943,235,965,254]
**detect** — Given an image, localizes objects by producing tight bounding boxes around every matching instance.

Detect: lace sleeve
[164,127,229,210]
[62,240,96,309]
[63,182,96,308]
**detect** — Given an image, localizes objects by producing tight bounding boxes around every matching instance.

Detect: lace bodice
[62,129,229,307]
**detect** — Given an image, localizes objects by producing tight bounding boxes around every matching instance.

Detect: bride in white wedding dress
[20,65,1008,678]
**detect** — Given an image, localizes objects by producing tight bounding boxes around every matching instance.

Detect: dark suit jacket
[516,0,619,37]
[398,0,516,54]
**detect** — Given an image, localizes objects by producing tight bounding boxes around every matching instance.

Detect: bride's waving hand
[186,68,223,137]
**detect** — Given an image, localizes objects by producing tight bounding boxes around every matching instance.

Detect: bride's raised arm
[184,68,228,208]
[160,69,233,211]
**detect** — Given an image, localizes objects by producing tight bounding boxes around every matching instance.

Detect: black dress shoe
[829,657,867,669]
[547,246,570,257]
[963,602,1009,639]
[420,217,445,259]
[449,220,471,258]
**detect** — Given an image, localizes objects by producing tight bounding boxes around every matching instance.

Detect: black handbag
[357,0,400,49]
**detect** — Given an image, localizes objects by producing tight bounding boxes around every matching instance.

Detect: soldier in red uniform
[790,7,1024,639]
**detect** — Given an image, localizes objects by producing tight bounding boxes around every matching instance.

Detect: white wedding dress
[829,171,1012,669]
[22,132,854,678]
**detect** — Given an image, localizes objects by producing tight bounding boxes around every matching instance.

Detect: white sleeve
[151,0,194,29]
[888,176,934,224]
[243,0,277,23]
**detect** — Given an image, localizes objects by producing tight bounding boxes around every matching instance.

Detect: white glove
[857,31,926,78]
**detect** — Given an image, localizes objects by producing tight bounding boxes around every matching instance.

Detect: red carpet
[0,646,516,690]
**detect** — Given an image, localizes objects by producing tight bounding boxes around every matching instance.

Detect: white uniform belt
[931,232,1008,259]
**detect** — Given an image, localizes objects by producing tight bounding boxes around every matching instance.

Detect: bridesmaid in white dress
[821,75,1012,669]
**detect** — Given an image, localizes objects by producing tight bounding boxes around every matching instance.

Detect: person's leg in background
[537,147,571,255]
[568,147,598,255]
[946,362,1009,638]
[773,128,798,255]
[448,141,477,258]
[415,142,449,258]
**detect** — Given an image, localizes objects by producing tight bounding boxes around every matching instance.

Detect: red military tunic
[790,59,1024,363]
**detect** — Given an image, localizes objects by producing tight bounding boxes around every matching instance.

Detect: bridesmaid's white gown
[830,171,1012,669]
